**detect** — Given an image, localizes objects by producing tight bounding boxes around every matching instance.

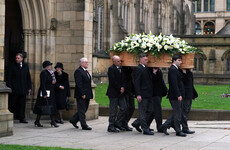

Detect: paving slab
[1,117,230,150]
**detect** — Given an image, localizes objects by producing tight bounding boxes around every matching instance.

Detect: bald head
[112,55,121,67]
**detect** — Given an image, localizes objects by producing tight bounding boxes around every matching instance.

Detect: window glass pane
[227,58,230,71]
[194,58,197,71]
[210,0,215,11]
[192,1,195,12]
[227,0,230,11]
[197,0,201,12]
[99,7,103,51]
[198,58,203,71]
[204,0,208,11]
[195,23,201,35]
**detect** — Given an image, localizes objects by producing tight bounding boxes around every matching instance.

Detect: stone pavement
[1,117,230,150]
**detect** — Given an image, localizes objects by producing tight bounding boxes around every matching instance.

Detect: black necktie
[85,70,90,79]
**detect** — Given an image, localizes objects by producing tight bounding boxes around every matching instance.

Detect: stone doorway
[4,0,24,80]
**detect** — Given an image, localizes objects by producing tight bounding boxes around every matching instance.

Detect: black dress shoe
[114,124,126,131]
[19,119,28,124]
[124,126,133,131]
[131,123,142,133]
[82,126,92,130]
[143,130,154,135]
[176,131,187,137]
[183,129,195,134]
[69,120,79,129]
[158,125,169,135]
[107,127,119,133]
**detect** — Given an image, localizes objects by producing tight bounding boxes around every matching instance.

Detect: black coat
[151,68,168,97]
[33,70,57,115]
[74,66,93,99]
[106,64,126,98]
[6,62,32,95]
[54,71,70,109]
[134,64,153,99]
[168,65,185,100]
[182,69,198,100]
[123,67,135,96]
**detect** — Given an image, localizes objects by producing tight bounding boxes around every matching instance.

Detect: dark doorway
[4,0,24,80]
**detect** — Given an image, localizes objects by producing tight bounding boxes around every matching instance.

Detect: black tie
[85,70,90,79]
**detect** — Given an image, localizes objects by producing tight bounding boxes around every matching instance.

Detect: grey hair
[80,57,88,64]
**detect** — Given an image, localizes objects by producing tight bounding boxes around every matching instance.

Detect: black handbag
[65,98,71,111]
[39,99,53,115]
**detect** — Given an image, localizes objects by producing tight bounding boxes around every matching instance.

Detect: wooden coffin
[110,51,195,68]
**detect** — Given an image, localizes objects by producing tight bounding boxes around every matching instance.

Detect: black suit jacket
[168,65,185,100]
[150,68,168,97]
[6,62,32,95]
[106,64,125,98]
[74,66,93,99]
[182,69,198,100]
[134,64,153,99]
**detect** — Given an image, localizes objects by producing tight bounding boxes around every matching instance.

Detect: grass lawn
[0,144,86,150]
[95,83,230,110]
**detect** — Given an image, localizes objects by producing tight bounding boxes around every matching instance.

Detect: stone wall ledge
[99,106,230,121]
[0,82,11,93]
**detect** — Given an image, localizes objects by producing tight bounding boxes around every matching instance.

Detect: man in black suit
[107,55,127,132]
[70,57,93,130]
[131,53,154,135]
[181,69,198,134]
[158,55,186,137]
[7,53,32,123]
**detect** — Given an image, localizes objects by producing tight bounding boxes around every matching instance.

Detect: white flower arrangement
[110,32,197,56]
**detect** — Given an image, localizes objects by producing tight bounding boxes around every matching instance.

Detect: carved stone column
[0,0,13,137]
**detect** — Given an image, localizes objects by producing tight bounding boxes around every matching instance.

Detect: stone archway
[3,0,54,118]
[18,0,53,92]
[16,0,57,118]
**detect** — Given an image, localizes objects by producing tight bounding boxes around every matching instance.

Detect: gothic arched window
[93,0,104,53]
[194,53,206,72]
[195,22,201,35]
[204,22,215,34]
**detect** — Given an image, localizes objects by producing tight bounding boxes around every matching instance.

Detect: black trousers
[122,95,135,127]
[133,98,154,131]
[70,98,90,128]
[163,99,182,133]
[181,99,192,130]
[147,96,162,130]
[8,94,26,120]
[108,96,127,128]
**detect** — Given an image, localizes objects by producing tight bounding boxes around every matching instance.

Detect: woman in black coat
[54,62,70,124]
[33,60,59,127]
